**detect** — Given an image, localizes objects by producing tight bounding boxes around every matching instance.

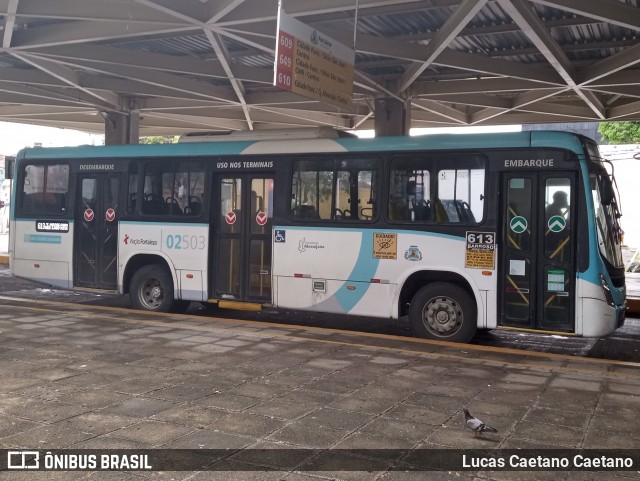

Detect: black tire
[409,282,477,343]
[130,264,176,312]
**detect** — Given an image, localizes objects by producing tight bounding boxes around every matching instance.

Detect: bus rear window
[20,163,69,215]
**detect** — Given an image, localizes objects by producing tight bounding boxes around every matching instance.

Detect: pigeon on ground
[463,408,498,436]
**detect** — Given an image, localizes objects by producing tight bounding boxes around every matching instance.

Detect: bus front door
[74,173,120,289]
[211,174,274,304]
[499,172,576,332]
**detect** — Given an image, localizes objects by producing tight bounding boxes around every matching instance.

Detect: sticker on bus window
[224,211,237,224]
[256,211,268,226]
[373,233,397,260]
[509,259,526,276]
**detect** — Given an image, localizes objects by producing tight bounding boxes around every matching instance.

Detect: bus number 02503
[165,234,206,250]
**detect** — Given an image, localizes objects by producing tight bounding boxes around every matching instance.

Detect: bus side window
[126,163,139,214]
[388,164,431,222]
[20,163,69,215]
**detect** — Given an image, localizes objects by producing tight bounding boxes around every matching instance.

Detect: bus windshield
[590,172,624,269]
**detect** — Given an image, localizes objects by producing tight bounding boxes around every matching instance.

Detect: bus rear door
[210,174,274,304]
[499,172,576,332]
[75,173,120,289]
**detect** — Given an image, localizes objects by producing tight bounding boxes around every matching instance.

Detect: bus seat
[412,199,431,221]
[294,204,318,219]
[185,200,202,216]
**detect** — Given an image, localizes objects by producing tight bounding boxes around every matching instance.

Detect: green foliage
[139,136,178,144]
[598,121,640,144]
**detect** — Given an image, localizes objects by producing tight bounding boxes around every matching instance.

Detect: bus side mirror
[600,177,614,205]
[4,156,14,180]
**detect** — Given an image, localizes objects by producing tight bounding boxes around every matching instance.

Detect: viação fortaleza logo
[123,234,158,246]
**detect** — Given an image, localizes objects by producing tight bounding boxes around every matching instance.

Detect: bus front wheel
[130,264,176,312]
[409,282,477,343]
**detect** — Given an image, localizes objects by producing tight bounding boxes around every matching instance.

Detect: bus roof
[16,130,587,161]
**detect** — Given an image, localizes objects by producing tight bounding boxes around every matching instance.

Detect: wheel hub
[151,286,162,299]
[423,296,463,334]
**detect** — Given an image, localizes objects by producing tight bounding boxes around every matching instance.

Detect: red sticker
[256,211,268,226]
[225,211,236,224]
[105,208,116,222]
[84,209,94,222]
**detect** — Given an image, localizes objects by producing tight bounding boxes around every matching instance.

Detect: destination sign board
[274,9,354,108]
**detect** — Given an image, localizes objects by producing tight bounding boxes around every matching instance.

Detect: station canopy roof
[1,0,639,135]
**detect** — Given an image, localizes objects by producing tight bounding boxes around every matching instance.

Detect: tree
[598,121,640,144]
[139,135,178,144]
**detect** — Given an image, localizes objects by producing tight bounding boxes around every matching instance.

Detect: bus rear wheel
[130,264,176,312]
[409,282,477,343]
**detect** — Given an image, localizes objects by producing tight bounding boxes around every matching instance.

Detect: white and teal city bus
[9,129,626,342]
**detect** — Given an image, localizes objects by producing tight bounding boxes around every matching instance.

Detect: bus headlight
[600,275,614,307]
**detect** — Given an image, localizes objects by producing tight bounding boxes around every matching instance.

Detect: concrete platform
[0,297,639,480]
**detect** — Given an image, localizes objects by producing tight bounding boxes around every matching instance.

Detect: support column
[374,97,410,136]
[104,111,140,145]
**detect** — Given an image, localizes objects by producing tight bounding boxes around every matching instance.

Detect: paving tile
[146,385,216,402]
[56,412,139,435]
[209,412,286,437]
[267,422,347,448]
[358,416,437,442]
[100,397,178,417]
[299,407,374,432]
[328,396,398,415]
[426,426,500,448]
[57,389,133,409]
[384,404,452,425]
[548,377,602,392]
[152,404,226,428]
[0,414,43,438]
[403,393,468,414]
[0,424,94,448]
[509,420,584,447]
[247,398,319,419]
[296,450,390,481]
[162,429,253,449]
[110,420,195,446]
[2,399,92,423]
[524,407,590,427]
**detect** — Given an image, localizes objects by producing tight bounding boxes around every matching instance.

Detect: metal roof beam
[10,19,195,49]
[217,0,428,26]
[11,0,181,23]
[608,100,640,119]
[418,94,512,109]
[528,0,640,32]
[0,81,96,106]
[498,0,606,119]
[322,27,563,85]
[132,0,208,24]
[9,52,120,109]
[35,55,238,104]
[35,45,272,84]
[470,87,569,123]
[412,99,469,124]
[397,0,487,93]
[2,0,19,48]
[578,43,640,86]
[204,29,252,130]
[411,78,557,96]
[206,0,245,24]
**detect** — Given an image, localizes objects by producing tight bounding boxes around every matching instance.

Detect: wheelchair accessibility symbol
[274,230,286,243]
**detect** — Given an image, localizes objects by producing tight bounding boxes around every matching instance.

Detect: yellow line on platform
[0,295,639,374]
